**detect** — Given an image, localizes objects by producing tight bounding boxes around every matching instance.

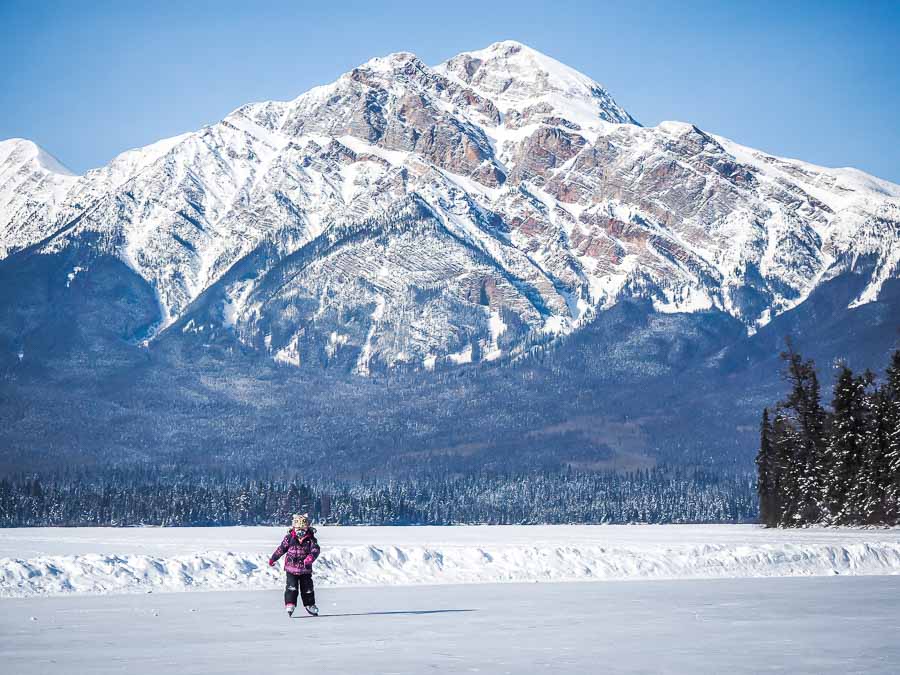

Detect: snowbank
[4,526,900,597]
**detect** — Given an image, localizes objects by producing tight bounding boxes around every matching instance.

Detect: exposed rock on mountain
[2,40,898,375]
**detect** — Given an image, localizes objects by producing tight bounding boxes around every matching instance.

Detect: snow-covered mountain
[2,40,899,374]
[0,139,78,259]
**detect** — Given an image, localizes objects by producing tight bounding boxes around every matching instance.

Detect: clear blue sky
[2,0,898,182]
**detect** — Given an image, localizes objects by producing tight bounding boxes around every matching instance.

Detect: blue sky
[2,0,898,182]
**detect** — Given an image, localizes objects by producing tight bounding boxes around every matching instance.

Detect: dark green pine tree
[771,410,797,526]
[881,350,900,523]
[780,344,828,524]
[864,372,896,524]
[827,365,872,524]
[756,408,777,527]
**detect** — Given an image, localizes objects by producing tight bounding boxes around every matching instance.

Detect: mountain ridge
[2,40,898,376]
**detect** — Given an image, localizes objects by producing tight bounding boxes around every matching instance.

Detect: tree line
[756,346,900,527]
[0,466,756,527]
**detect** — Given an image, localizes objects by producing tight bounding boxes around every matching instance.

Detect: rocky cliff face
[2,40,898,375]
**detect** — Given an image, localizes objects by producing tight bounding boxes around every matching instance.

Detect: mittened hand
[304,556,314,566]
[268,559,276,567]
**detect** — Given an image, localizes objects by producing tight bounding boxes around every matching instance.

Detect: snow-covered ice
[3,526,900,673]
[2,525,900,598]
[2,577,899,674]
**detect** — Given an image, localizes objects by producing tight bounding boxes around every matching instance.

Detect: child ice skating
[269,513,321,616]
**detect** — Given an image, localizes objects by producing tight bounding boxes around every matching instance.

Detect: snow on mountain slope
[0,139,78,258]
[713,134,900,311]
[1,41,898,369]
[437,40,638,133]
[218,196,563,372]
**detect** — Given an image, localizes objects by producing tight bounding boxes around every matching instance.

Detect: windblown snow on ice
[2,525,900,598]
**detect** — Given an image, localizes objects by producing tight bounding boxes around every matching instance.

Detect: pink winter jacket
[270,527,321,575]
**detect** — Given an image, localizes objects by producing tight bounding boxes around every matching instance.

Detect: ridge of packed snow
[3,525,900,598]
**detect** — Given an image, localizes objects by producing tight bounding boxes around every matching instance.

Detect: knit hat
[292,513,310,529]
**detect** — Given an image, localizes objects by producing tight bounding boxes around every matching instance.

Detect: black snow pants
[285,572,316,607]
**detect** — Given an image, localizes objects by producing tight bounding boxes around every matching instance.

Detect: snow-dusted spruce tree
[778,345,828,524]
[828,365,873,524]
[879,351,900,522]
[770,409,797,526]
[756,408,777,527]
[864,373,896,524]
[760,348,900,527]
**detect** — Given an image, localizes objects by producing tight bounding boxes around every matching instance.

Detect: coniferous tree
[827,365,871,524]
[779,343,828,524]
[771,409,797,525]
[864,375,896,524]
[758,347,900,527]
[882,350,900,521]
[756,408,776,527]
[0,467,758,526]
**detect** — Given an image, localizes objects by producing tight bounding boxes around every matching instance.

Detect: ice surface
[2,525,899,598]
[2,577,899,674]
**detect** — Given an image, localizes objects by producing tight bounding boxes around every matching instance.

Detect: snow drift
[4,525,900,597]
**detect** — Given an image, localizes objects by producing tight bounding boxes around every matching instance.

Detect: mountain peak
[357,50,422,72]
[2,43,898,376]
[437,41,637,128]
[0,138,79,259]
[479,39,536,54]
[0,138,76,176]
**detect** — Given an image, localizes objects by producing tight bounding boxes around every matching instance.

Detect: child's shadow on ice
[295,609,476,618]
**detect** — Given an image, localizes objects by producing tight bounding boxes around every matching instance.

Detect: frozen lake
[4,526,899,672]
[3,576,899,674]
[3,524,900,597]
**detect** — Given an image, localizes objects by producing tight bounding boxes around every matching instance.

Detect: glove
[268,559,276,567]
[303,556,314,566]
